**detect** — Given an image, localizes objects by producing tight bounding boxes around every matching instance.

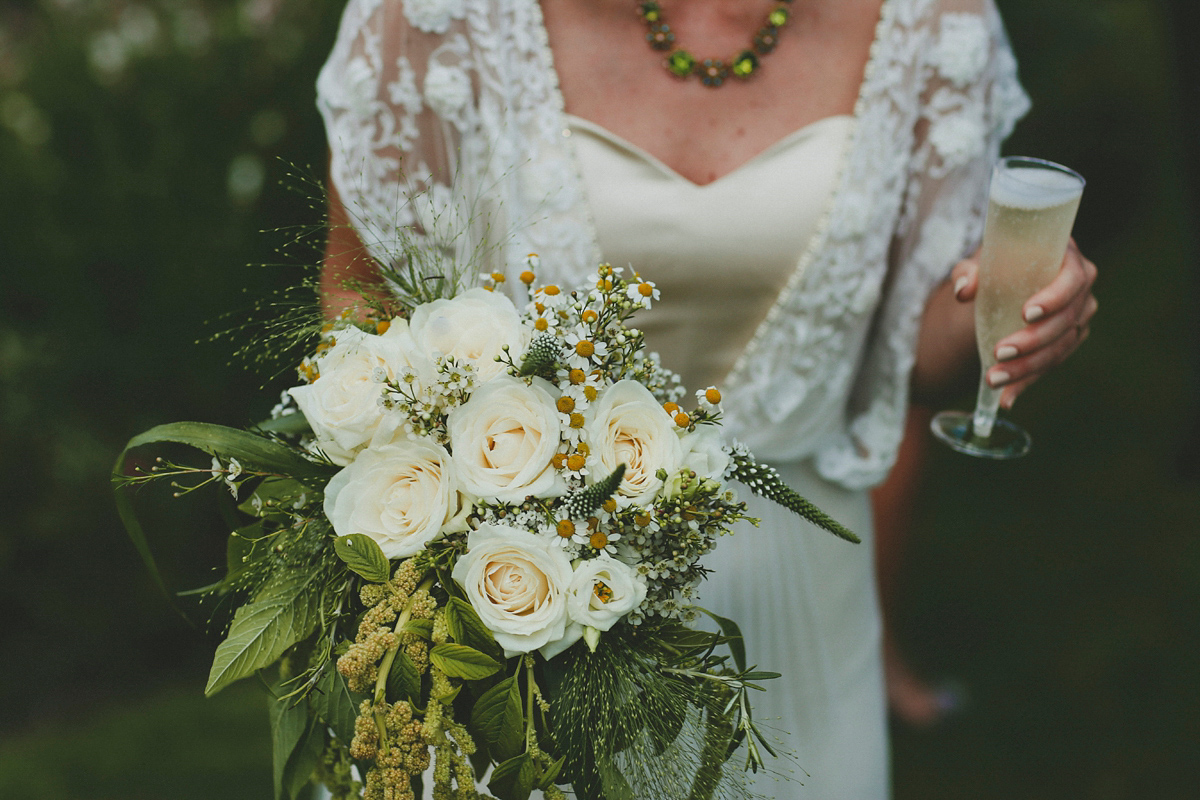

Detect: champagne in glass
[932,157,1085,458]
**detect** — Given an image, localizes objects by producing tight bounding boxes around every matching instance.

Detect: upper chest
[539,0,885,185]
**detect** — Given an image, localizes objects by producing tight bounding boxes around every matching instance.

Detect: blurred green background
[1,0,1196,798]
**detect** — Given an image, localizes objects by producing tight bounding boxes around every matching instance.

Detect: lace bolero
[316,0,1030,490]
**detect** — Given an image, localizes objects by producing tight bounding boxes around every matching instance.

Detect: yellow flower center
[568,368,586,385]
[574,340,595,358]
[542,285,561,296]
[705,387,722,404]
[520,270,535,285]
[674,412,691,428]
[582,309,598,324]
[602,498,617,513]
[375,319,391,335]
[635,514,652,527]
[589,531,609,550]
[556,396,576,414]
[490,271,506,283]
[596,278,614,291]
[567,453,587,471]
[557,519,575,538]
[535,302,546,314]
[638,282,654,297]
[551,453,567,470]
[663,402,681,415]
[593,580,614,604]
[576,442,590,456]
[569,413,586,429]
[584,386,598,402]
[534,317,549,331]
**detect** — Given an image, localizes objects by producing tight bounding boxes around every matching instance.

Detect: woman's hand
[950,238,1098,408]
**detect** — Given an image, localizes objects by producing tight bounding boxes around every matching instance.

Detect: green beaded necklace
[637,1,794,88]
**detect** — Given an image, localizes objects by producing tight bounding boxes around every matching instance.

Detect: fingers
[1022,239,1097,323]
[950,257,979,302]
[995,293,1098,362]
[988,308,1093,406]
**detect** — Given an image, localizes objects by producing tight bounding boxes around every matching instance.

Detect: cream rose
[289,322,431,465]
[408,288,529,382]
[585,380,684,507]
[446,375,566,503]
[566,554,646,633]
[451,524,577,657]
[323,439,468,559]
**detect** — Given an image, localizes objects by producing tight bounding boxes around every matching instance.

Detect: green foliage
[727,450,859,543]
[386,651,422,704]
[334,534,391,584]
[445,596,503,659]
[312,667,365,746]
[489,752,536,800]
[562,463,626,520]
[206,569,321,696]
[430,643,502,681]
[470,676,525,762]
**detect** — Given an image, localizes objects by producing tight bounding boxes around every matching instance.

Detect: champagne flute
[931,156,1085,459]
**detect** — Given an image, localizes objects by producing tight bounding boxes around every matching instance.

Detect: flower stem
[372,573,435,752]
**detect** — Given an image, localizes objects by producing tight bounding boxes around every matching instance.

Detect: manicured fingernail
[988,370,1011,388]
[996,345,1018,361]
[953,276,969,299]
[1024,305,1045,322]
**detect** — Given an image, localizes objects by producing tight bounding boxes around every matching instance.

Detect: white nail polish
[989,370,1011,388]
[996,345,1018,361]
[1024,305,1045,323]
[953,276,968,298]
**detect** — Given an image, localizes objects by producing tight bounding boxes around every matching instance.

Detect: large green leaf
[112,421,337,603]
[206,570,320,696]
[488,752,535,800]
[334,534,391,584]
[313,665,366,745]
[430,643,502,681]
[386,650,422,703]
[470,676,524,761]
[269,692,307,800]
[445,596,503,659]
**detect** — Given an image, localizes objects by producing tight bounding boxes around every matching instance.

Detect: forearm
[321,180,384,320]
[910,273,978,405]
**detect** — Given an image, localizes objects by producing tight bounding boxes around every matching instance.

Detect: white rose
[585,380,684,507]
[409,287,530,382]
[680,426,729,483]
[452,524,577,657]
[423,62,472,119]
[446,375,566,503]
[323,438,469,559]
[289,322,432,465]
[566,554,646,633]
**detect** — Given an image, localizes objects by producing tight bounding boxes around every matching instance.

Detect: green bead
[666,49,696,78]
[732,50,759,78]
[639,2,661,22]
[768,7,789,27]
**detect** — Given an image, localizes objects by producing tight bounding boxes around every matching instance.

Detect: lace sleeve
[316,0,481,269]
[816,0,1030,488]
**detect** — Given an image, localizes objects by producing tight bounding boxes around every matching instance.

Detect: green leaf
[269,693,307,800]
[239,477,312,519]
[112,421,337,606]
[284,719,324,800]
[254,413,313,436]
[488,752,536,800]
[445,597,503,659]
[470,676,524,761]
[402,618,434,639]
[205,571,320,696]
[695,607,746,673]
[386,650,422,703]
[334,534,391,584]
[430,643,502,681]
[312,666,366,745]
[741,670,781,682]
[536,755,566,790]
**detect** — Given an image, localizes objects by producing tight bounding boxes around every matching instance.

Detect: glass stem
[972,377,1003,439]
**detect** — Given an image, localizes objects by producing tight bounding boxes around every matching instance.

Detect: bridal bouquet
[115,253,856,800]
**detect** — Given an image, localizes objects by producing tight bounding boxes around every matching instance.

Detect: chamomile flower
[563,330,609,369]
[696,386,723,412]
[625,279,660,309]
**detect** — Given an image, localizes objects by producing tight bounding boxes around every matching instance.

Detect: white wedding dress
[314,0,1029,796]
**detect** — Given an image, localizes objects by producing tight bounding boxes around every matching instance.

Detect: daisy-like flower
[625,279,660,309]
[572,520,622,555]
[563,329,610,370]
[695,386,723,413]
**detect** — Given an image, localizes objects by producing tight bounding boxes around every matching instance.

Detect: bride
[316,0,1097,796]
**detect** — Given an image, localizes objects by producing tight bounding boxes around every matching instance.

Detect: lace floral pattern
[316,0,1029,490]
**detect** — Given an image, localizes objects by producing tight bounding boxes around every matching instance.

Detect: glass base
[930,410,1032,460]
